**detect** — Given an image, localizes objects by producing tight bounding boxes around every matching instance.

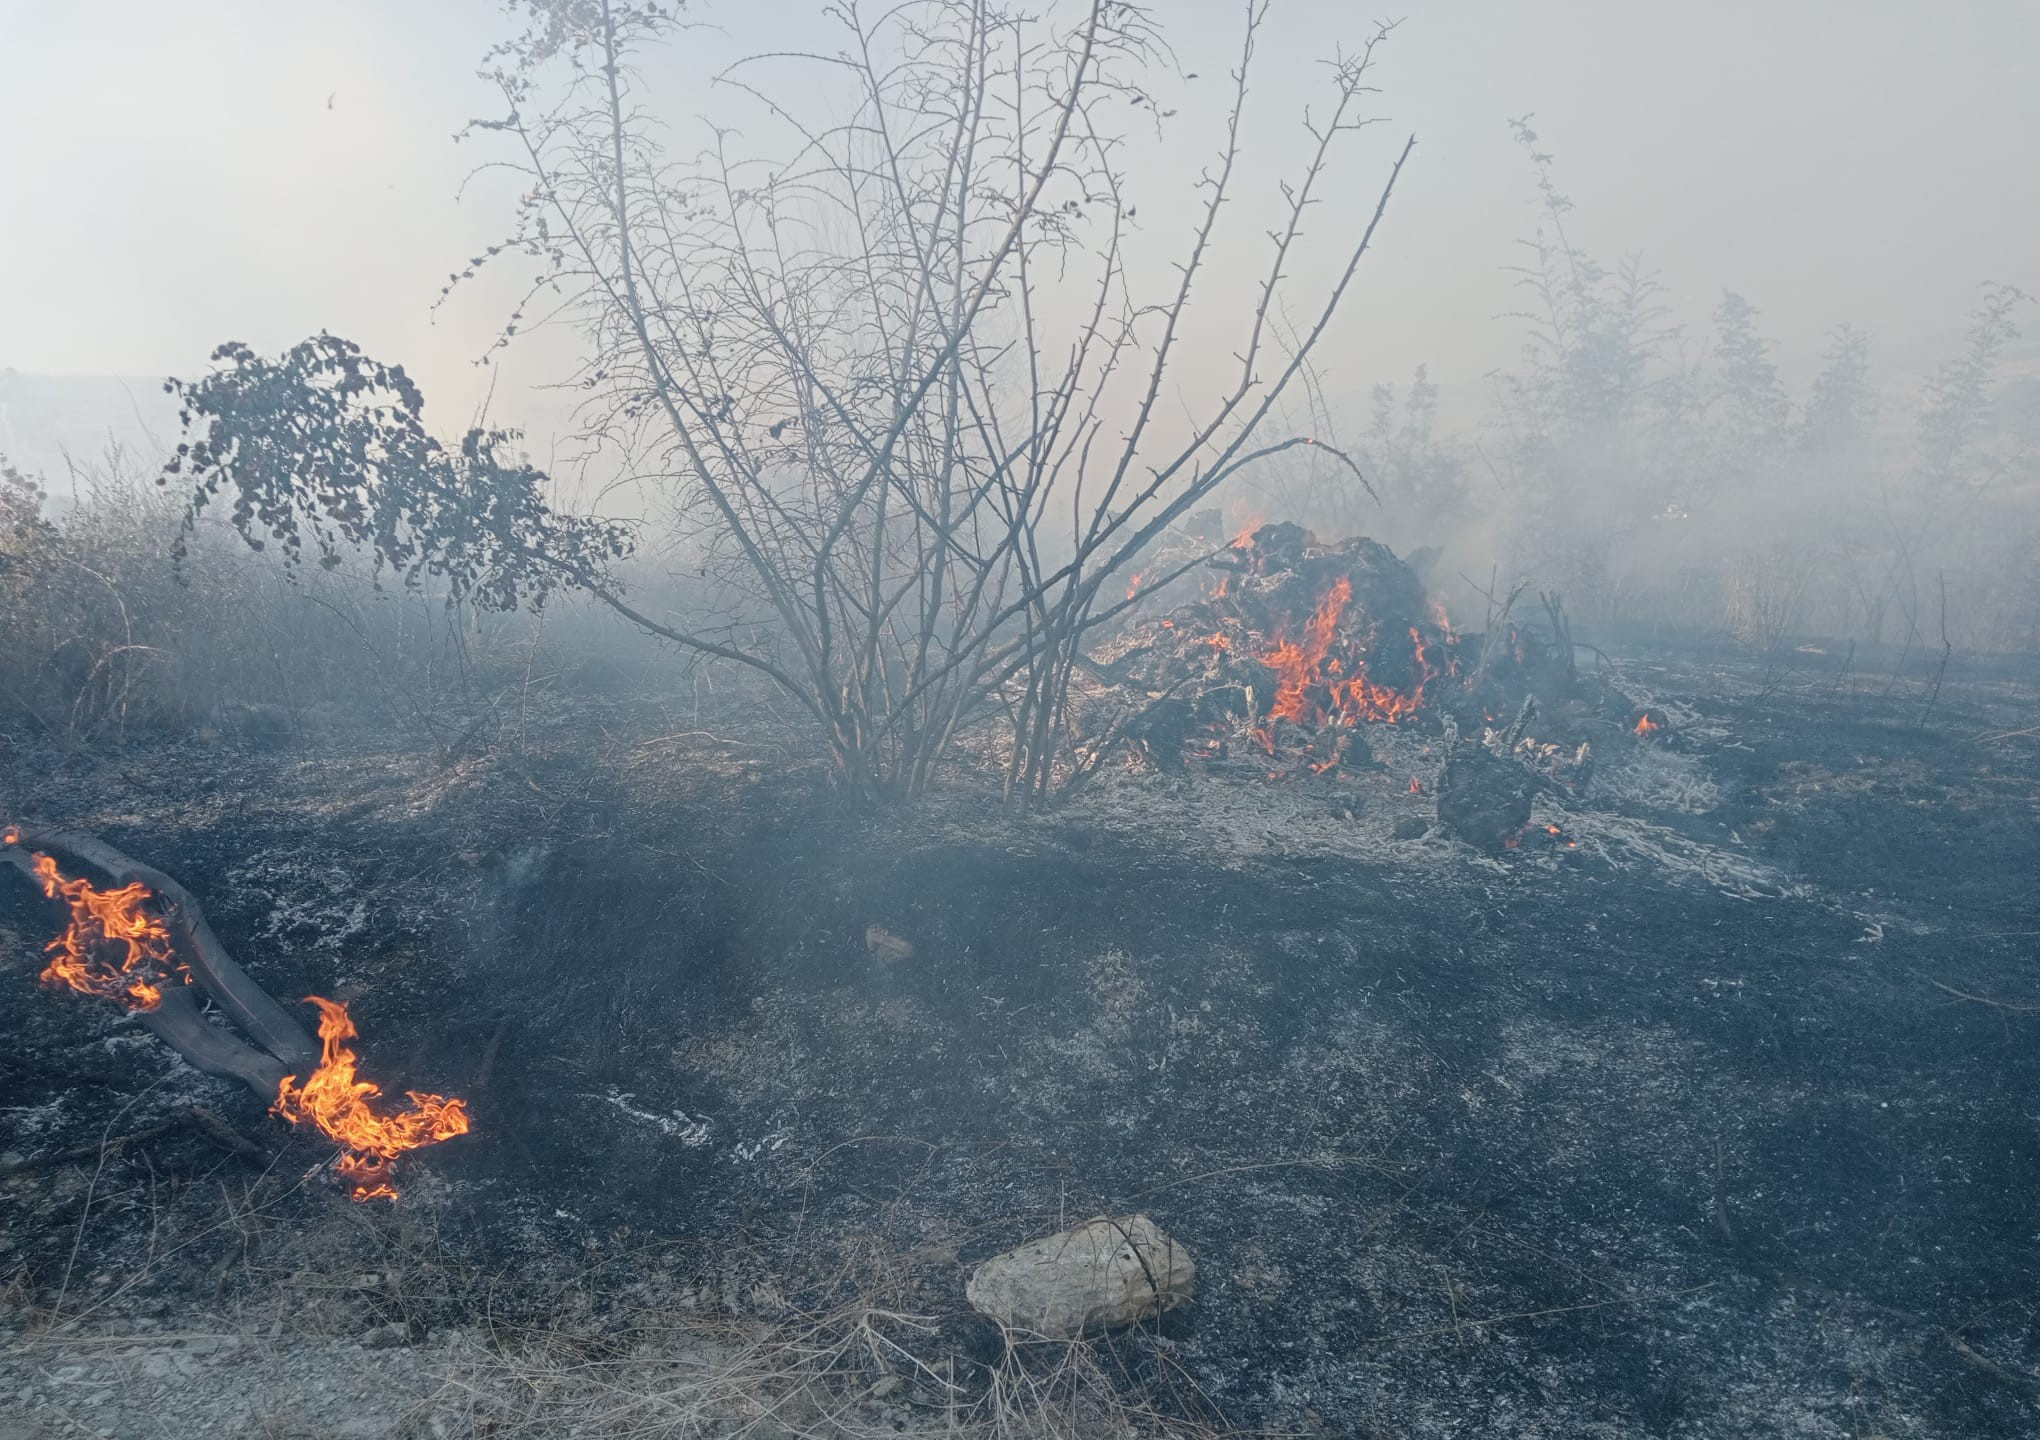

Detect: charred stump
[1435,740,1536,852]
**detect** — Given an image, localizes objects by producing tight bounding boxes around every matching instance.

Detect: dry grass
[5,1154,1249,1440]
[423,1298,1245,1440]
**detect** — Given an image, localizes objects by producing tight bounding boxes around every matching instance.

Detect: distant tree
[1358,365,1468,542]
[1798,323,1876,460]
[1490,118,1682,615]
[1500,119,1676,445]
[1913,282,2031,498]
[1709,291,1789,455]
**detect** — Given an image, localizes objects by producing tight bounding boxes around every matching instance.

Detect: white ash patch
[1593,745,1723,814]
[730,1125,792,1163]
[1550,802,1801,901]
[0,1095,69,1142]
[97,1026,183,1063]
[227,855,371,953]
[1076,722,1446,868]
[587,1087,713,1147]
[1605,670,1734,743]
[1042,947,1149,1081]
[1075,725,1806,905]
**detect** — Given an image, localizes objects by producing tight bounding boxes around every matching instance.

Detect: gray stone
[965,1214,1194,1339]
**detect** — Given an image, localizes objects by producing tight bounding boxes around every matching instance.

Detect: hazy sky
[4,0,2037,450]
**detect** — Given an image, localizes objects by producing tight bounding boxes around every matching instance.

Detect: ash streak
[588,1088,713,1147]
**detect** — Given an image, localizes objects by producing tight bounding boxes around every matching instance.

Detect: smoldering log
[3,822,316,1070]
[1,824,309,1099]
[136,986,290,1096]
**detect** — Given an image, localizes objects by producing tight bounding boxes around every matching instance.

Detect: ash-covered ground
[2,638,2036,1438]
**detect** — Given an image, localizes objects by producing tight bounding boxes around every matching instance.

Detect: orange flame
[274,997,471,1202]
[1262,578,1353,725]
[1126,571,1148,601]
[1634,714,1661,736]
[1409,776,1422,794]
[1256,581,1442,730]
[29,853,185,1011]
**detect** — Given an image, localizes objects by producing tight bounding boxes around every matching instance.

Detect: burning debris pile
[1093,524,1577,780]
[1,824,469,1201]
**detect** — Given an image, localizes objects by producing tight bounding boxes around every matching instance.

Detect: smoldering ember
[3,5,2038,1440]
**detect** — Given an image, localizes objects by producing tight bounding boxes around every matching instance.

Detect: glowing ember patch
[1634,714,1661,736]
[274,996,471,1203]
[30,852,185,1011]
[1408,777,1422,794]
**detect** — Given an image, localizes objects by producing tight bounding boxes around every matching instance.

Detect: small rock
[1392,816,1430,841]
[865,925,914,961]
[358,1321,411,1350]
[966,1214,1194,1339]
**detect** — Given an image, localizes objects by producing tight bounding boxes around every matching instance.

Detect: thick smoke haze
[5,4,2035,430]
[3,0,2036,647]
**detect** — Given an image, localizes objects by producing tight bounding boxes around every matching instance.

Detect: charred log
[2,822,316,1071]
[1,824,312,1100]
[135,986,290,1096]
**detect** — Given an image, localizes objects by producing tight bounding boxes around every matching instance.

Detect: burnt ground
[2,638,2037,1438]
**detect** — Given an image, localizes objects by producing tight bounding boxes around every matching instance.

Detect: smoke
[1236,132,2040,655]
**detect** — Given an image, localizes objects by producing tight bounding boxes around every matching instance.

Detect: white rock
[965,1214,1195,1339]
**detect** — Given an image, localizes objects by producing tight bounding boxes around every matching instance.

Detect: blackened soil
[3,641,2037,1438]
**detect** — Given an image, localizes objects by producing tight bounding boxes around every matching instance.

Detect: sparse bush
[0,443,603,749]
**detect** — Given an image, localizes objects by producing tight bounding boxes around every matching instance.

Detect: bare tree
[172,0,1413,807]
